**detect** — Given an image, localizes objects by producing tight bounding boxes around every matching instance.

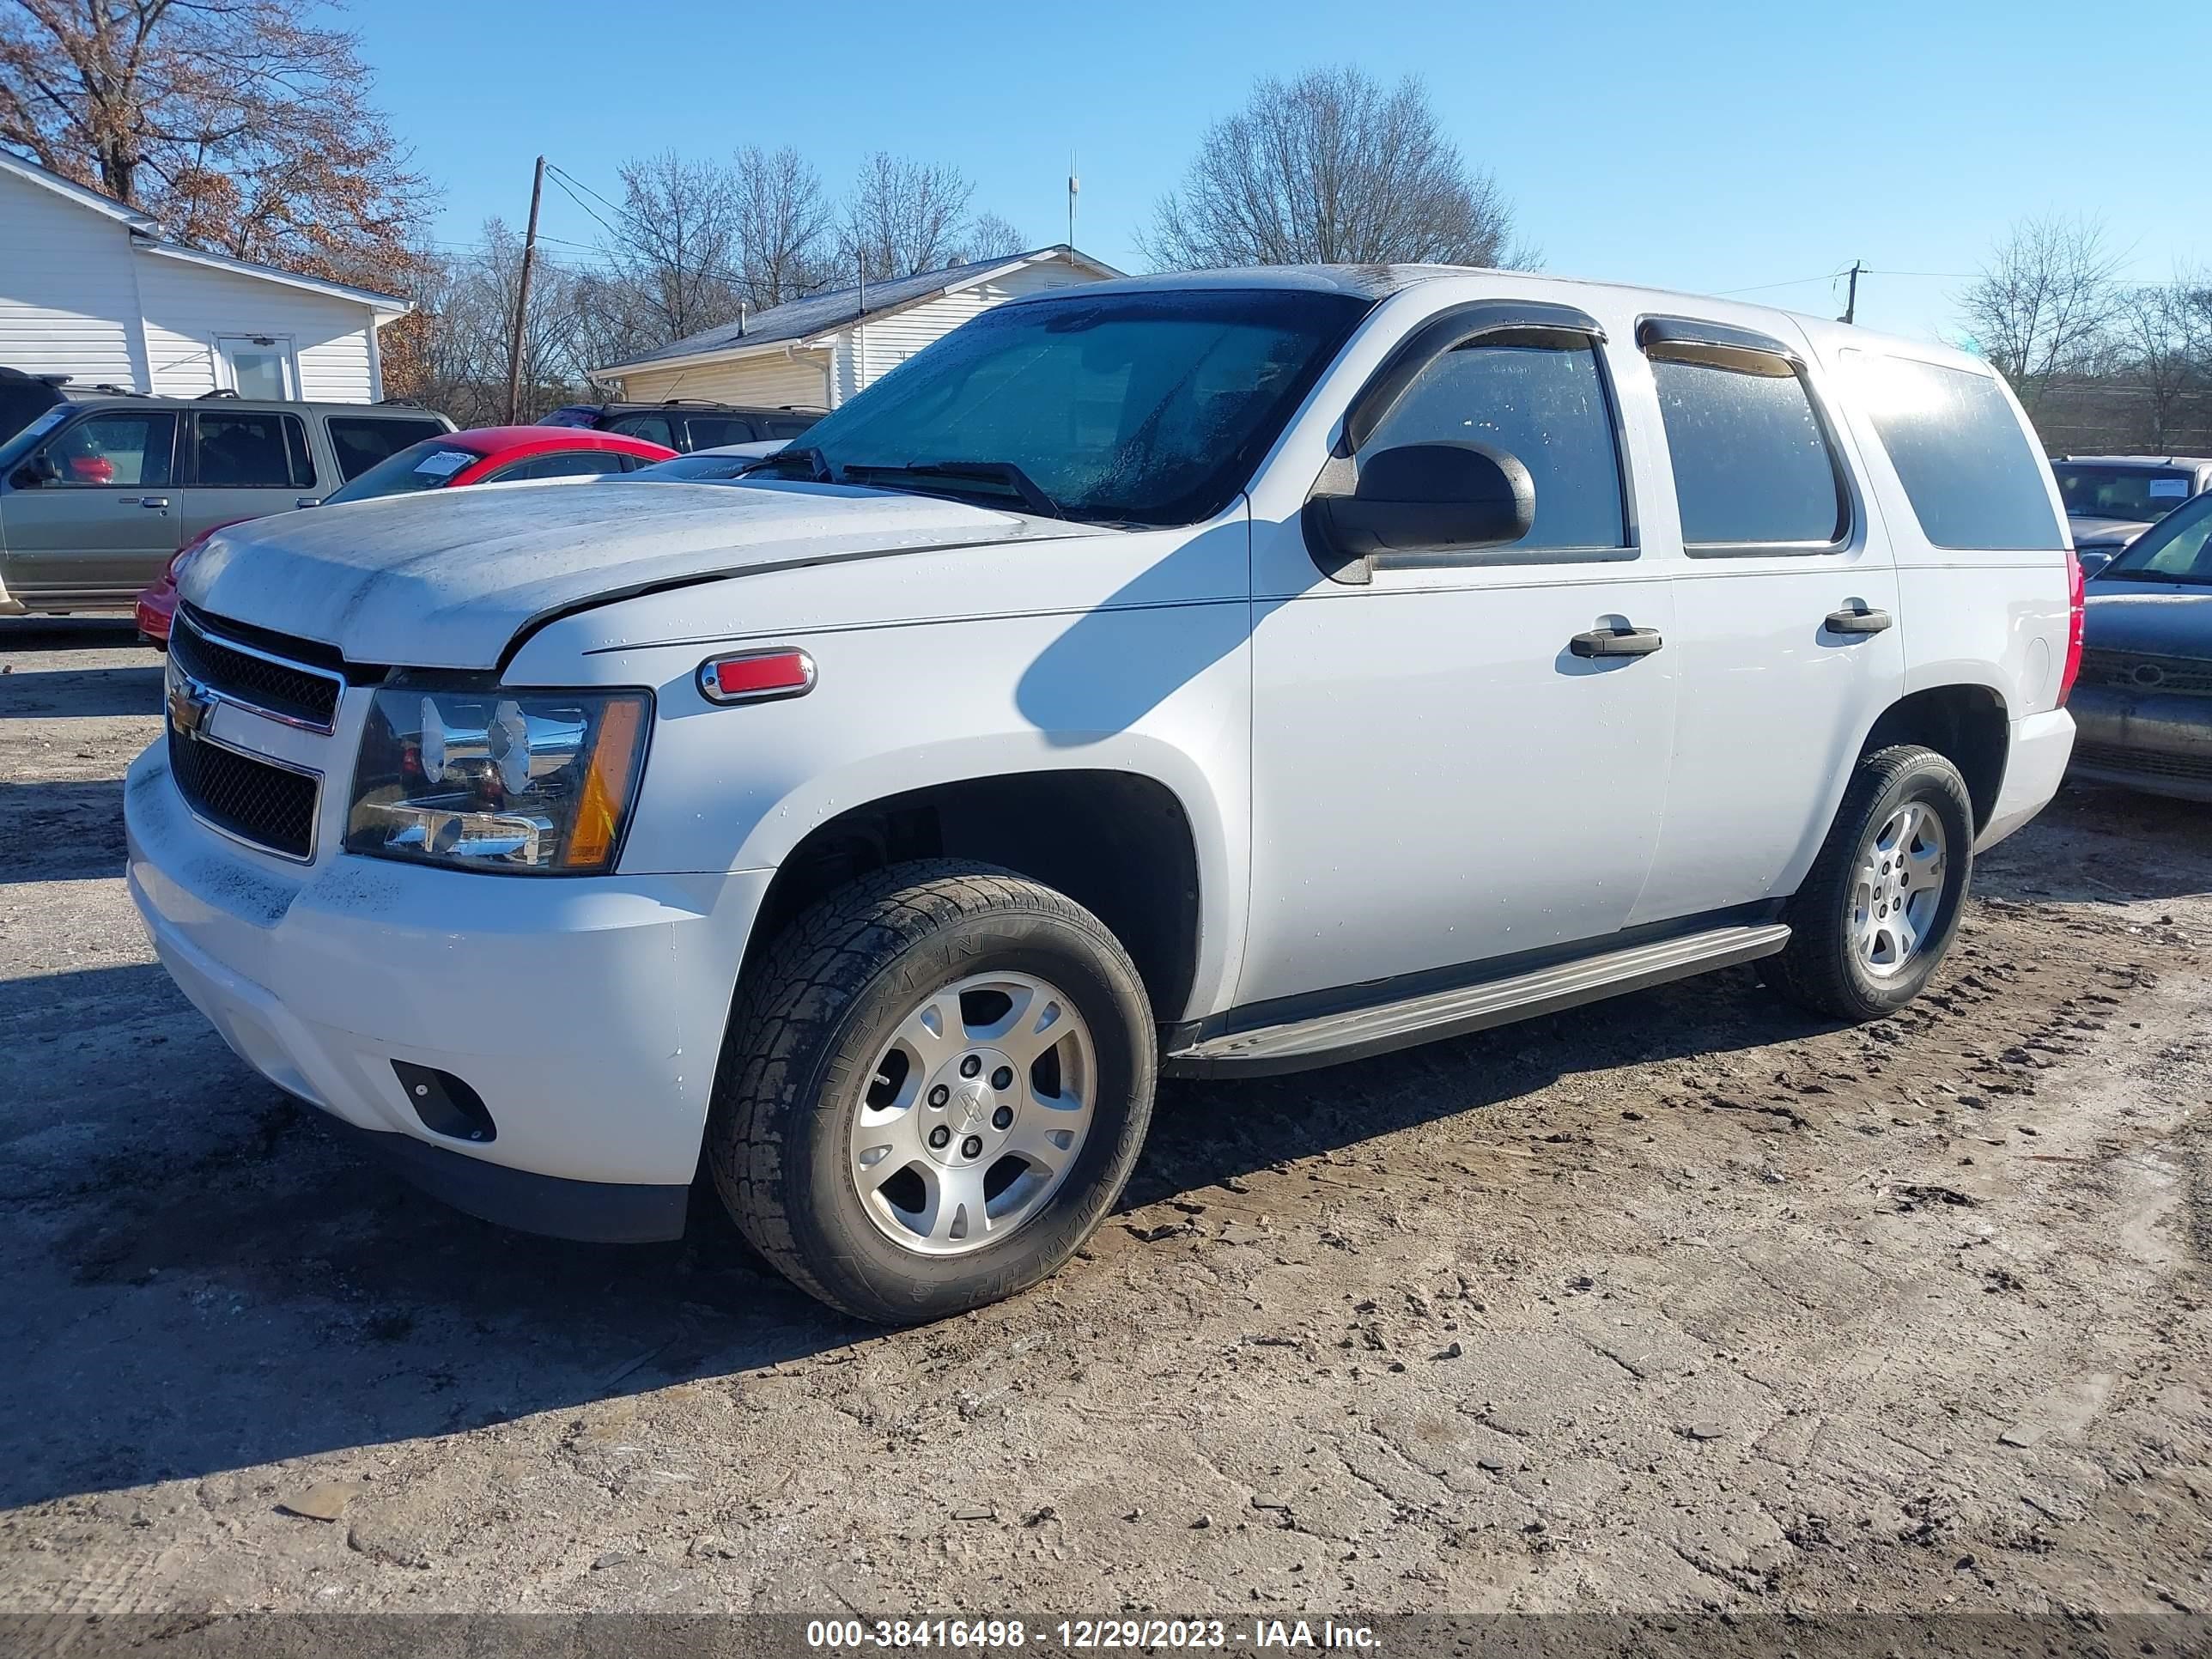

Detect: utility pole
[1067,153,1079,248]
[504,155,545,424]
[1841,260,1863,325]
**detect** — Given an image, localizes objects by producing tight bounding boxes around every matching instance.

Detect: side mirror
[11,453,60,489]
[1304,442,1534,572]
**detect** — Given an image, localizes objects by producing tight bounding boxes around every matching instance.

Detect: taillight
[696,647,817,705]
[2057,548,2086,708]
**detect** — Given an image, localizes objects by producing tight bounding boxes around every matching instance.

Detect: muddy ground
[2,617,2209,1621]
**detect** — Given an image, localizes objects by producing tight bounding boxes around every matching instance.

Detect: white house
[593,245,1121,409]
[0,149,410,403]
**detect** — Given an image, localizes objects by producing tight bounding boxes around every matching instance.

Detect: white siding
[619,349,832,410]
[137,252,380,400]
[0,169,145,387]
[836,259,1098,403]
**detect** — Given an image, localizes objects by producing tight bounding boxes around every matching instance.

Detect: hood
[2067,514,2151,548]
[178,480,1062,670]
[2082,584,2212,659]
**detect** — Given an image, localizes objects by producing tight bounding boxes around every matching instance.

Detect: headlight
[345,683,651,873]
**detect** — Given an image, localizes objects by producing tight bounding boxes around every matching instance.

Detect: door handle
[1824,606,1892,635]
[1570,625,1664,659]
[138,496,171,509]
[295,497,321,508]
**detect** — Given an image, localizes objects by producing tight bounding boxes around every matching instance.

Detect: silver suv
[0,393,453,616]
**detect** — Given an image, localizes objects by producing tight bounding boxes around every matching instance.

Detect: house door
[216,336,297,400]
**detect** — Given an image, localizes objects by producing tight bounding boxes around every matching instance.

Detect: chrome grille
[167,726,319,860]
[172,611,344,731]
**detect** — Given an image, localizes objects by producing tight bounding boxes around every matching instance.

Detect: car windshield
[2051,464,2197,525]
[2098,491,2212,585]
[322,438,483,503]
[626,453,757,482]
[750,287,1372,526]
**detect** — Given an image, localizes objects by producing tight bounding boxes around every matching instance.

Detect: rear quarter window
[326,416,451,482]
[1845,352,2064,550]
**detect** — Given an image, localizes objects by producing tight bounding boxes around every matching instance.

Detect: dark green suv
[0,393,453,615]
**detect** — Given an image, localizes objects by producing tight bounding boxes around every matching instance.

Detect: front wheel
[1765,744,1976,1022]
[708,860,1156,1323]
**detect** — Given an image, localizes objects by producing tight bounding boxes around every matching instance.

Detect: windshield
[2098,491,2212,585]
[627,452,757,482]
[2051,463,2197,525]
[322,437,483,503]
[760,288,1372,526]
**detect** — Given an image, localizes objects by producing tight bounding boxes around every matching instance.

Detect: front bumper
[125,740,769,1241]
[2065,685,2212,804]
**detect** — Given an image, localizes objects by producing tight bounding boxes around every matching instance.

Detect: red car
[136,426,676,645]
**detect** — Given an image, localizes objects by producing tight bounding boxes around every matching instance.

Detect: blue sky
[348,0,2210,346]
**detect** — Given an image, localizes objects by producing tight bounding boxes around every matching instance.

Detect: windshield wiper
[733,444,836,483]
[841,459,1065,520]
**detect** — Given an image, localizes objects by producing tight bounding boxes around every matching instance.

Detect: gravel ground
[2,617,2209,1620]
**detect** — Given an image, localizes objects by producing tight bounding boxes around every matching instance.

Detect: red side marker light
[697,647,817,705]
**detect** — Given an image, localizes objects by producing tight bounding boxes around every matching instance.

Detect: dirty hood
[178,480,1049,670]
[2081,583,2212,659]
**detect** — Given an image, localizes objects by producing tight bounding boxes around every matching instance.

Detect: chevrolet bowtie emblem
[168,672,216,736]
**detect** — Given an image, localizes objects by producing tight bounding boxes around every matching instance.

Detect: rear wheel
[708,860,1155,1323]
[1765,745,1975,1021]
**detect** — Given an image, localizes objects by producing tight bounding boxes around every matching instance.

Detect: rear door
[182,408,321,544]
[0,409,181,605]
[1628,317,1904,924]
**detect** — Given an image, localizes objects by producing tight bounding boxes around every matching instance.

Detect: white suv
[125,267,2081,1322]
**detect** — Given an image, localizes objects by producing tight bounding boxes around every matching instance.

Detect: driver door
[0,410,182,606]
[1239,316,1680,1009]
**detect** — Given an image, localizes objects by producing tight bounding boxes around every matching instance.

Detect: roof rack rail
[196,387,240,399]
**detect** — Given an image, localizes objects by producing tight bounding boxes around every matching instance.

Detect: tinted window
[609,415,676,447]
[321,438,482,503]
[492,450,629,481]
[628,453,755,481]
[1361,337,1626,551]
[2100,493,2212,586]
[538,406,602,428]
[764,288,1372,526]
[763,416,817,440]
[1650,350,1845,548]
[2049,463,2193,525]
[681,416,756,448]
[327,416,448,482]
[195,411,314,489]
[1847,355,2064,551]
[44,412,175,486]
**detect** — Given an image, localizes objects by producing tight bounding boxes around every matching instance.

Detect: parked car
[620,440,787,482]
[2066,489,2212,802]
[0,392,453,617]
[132,428,677,645]
[0,365,70,444]
[2049,455,2212,577]
[128,267,2078,1323]
[538,399,821,453]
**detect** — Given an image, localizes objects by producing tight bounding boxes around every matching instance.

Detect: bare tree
[604,149,746,342]
[1139,68,1529,271]
[0,0,434,297]
[734,143,834,307]
[842,151,973,282]
[403,220,592,422]
[1959,216,2124,416]
[2109,283,2199,450]
[954,211,1030,264]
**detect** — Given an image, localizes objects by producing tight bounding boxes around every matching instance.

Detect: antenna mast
[1067,153,1079,247]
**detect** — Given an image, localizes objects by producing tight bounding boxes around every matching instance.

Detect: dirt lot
[2,617,2209,1621]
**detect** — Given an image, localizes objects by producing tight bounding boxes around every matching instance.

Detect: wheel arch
[1859,683,2011,833]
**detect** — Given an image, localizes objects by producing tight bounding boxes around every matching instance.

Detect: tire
[708,860,1156,1324]
[1764,744,1976,1022]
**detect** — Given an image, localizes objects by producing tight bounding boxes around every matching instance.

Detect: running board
[1164,922,1792,1078]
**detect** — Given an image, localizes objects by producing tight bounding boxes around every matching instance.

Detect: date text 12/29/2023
[805,1618,1381,1650]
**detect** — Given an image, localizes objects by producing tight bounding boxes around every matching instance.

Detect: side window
[326,417,448,482]
[1359,336,1628,552]
[44,413,176,486]
[195,411,315,489]
[493,450,629,482]
[1647,345,1846,550]
[681,416,757,449]
[763,417,817,440]
[1845,353,2065,551]
[609,415,676,448]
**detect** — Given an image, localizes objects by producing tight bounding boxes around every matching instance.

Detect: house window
[216,335,297,400]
